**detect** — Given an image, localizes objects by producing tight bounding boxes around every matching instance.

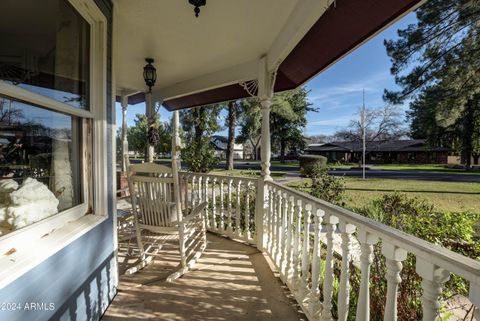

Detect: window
[0,0,106,240]
[0,0,90,109]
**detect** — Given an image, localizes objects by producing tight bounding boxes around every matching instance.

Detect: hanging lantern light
[143,58,156,92]
[188,0,206,18]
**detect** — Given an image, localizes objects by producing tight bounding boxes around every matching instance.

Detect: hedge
[299,154,327,177]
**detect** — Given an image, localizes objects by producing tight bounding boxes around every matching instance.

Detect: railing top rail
[266,180,480,282]
[179,171,259,184]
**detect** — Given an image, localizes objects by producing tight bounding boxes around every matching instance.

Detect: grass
[329,163,480,174]
[370,163,480,174]
[287,177,480,213]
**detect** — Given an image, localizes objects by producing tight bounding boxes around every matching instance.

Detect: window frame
[0,0,108,275]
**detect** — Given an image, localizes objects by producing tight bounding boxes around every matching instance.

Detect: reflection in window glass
[0,95,82,236]
[0,0,90,109]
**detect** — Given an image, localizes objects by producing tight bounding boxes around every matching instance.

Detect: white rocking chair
[126,162,207,282]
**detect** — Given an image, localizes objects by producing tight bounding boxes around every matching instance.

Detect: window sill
[0,215,106,289]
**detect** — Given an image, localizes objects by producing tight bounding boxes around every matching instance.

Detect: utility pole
[362,89,366,180]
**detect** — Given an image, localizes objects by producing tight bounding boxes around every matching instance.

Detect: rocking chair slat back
[128,163,179,228]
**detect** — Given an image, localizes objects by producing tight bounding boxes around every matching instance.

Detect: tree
[127,113,171,158]
[180,105,222,172]
[334,105,406,142]
[155,121,172,157]
[237,87,315,163]
[0,97,24,125]
[225,101,238,170]
[384,0,480,168]
[271,87,315,162]
[237,99,262,160]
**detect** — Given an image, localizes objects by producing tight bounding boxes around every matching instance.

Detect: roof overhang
[114,0,423,109]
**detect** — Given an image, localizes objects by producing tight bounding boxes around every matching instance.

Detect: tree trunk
[226,102,236,170]
[280,139,286,163]
[462,100,475,170]
[250,138,259,160]
[194,108,204,142]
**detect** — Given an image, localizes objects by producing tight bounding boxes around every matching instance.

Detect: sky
[115,11,418,137]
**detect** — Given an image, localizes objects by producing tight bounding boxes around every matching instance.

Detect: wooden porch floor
[102,231,305,321]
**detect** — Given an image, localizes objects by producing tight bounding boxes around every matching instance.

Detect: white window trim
[0,0,109,288]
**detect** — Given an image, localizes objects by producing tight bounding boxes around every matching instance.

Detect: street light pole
[362,89,366,180]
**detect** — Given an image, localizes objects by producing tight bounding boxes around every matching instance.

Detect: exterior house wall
[0,1,116,321]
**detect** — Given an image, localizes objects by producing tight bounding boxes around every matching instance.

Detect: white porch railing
[180,172,480,321]
[179,172,258,244]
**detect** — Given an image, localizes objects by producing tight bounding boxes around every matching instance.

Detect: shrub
[309,163,345,205]
[354,193,480,320]
[299,154,327,177]
[182,137,218,173]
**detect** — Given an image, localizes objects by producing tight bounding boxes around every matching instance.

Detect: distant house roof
[306,140,452,153]
[211,135,243,151]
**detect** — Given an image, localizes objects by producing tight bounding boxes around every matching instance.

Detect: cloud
[308,115,354,127]
[307,71,392,109]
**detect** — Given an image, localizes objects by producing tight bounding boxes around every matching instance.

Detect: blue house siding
[0,1,116,320]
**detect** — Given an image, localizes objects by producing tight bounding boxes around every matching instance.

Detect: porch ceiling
[114,0,300,97]
[114,0,423,109]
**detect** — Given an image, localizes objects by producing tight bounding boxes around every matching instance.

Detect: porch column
[145,92,155,162]
[255,56,276,251]
[171,110,182,216]
[172,110,182,172]
[260,98,272,180]
[121,94,128,171]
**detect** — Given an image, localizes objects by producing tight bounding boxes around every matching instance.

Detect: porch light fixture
[143,58,157,92]
[188,0,206,18]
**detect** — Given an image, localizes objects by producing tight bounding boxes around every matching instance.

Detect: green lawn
[370,163,480,174]
[328,163,480,174]
[287,177,480,213]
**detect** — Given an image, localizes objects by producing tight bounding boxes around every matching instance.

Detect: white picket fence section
[179,172,480,320]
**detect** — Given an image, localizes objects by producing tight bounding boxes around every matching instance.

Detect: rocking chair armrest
[184,201,208,222]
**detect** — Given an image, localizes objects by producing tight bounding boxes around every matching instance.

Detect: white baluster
[356,229,378,321]
[212,178,217,231]
[204,177,210,229]
[236,180,242,237]
[382,242,407,321]
[198,176,203,202]
[292,198,302,289]
[267,188,274,255]
[270,188,278,255]
[322,214,338,321]
[469,282,480,320]
[308,206,324,318]
[415,258,450,321]
[245,181,251,241]
[191,176,197,206]
[219,179,225,232]
[279,192,288,274]
[286,195,295,282]
[227,178,233,235]
[300,202,312,299]
[275,190,282,264]
[338,221,356,321]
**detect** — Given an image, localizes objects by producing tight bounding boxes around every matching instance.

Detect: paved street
[132,159,480,183]
[328,169,480,183]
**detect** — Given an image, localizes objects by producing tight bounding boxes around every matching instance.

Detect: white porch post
[121,94,128,172]
[172,110,182,217]
[172,110,182,177]
[145,91,155,163]
[255,56,276,251]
